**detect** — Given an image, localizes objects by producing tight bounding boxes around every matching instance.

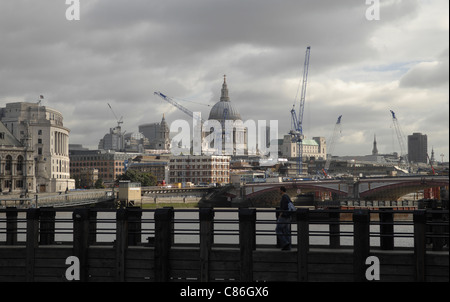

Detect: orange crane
[424,152,440,199]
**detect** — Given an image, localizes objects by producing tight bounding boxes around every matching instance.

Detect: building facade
[98,125,124,151]
[205,76,248,156]
[408,132,427,164]
[0,121,36,193]
[169,155,230,185]
[69,149,141,187]
[281,135,327,160]
[126,155,170,185]
[0,102,74,192]
[138,115,170,150]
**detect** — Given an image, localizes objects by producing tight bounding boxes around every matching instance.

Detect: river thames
[0,209,415,248]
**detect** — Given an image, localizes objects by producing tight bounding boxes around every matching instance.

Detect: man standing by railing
[276,186,292,250]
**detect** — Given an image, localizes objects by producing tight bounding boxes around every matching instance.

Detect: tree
[116,170,157,187]
[94,178,105,189]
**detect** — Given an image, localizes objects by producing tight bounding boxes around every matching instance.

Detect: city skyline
[0,1,448,159]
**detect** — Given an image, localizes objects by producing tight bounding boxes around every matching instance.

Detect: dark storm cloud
[0,0,448,158]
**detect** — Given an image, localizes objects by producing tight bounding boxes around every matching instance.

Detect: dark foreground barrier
[0,207,448,282]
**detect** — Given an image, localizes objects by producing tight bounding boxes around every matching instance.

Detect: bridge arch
[359,177,449,201]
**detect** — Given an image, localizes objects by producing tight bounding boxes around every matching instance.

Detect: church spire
[220,74,230,102]
[372,134,378,155]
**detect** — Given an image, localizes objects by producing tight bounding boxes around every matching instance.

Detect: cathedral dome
[208,76,242,122]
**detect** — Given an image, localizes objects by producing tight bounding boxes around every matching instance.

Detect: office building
[0,101,74,192]
[408,133,427,163]
[169,154,230,185]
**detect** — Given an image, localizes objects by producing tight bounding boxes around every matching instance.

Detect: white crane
[390,110,409,171]
[154,91,205,124]
[107,103,123,128]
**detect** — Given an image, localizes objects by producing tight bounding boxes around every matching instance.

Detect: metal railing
[0,207,448,250]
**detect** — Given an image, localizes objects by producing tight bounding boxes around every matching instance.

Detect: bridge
[231,175,449,206]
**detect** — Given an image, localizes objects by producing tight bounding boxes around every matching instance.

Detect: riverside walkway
[0,190,115,208]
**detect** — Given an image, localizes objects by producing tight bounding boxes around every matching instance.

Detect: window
[5,155,12,171]
[17,155,24,172]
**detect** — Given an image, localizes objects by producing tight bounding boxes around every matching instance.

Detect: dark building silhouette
[408,132,427,163]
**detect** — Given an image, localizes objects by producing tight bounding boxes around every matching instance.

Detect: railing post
[329,207,340,248]
[116,209,128,281]
[413,210,426,282]
[431,209,444,251]
[26,208,40,282]
[73,208,90,282]
[6,207,18,245]
[379,208,394,250]
[39,207,55,245]
[88,210,97,245]
[297,208,309,282]
[199,207,214,282]
[353,209,370,282]
[239,208,256,282]
[127,207,142,246]
[154,207,173,282]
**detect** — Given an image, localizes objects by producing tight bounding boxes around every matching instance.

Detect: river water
[0,210,415,248]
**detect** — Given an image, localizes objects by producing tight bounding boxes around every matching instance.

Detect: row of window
[170,178,228,183]
[0,155,25,171]
[170,164,229,169]
[71,161,124,167]
[71,167,125,173]
[2,180,26,189]
[170,158,230,163]
[170,171,229,176]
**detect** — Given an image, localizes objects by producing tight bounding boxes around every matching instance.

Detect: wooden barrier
[0,207,448,282]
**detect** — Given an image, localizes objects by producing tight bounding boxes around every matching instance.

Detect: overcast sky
[1,0,448,160]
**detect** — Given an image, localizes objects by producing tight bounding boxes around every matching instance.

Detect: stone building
[0,101,74,192]
[69,149,140,187]
[0,121,35,194]
[126,155,170,185]
[138,115,170,150]
[206,76,247,155]
[169,154,230,185]
[280,135,327,160]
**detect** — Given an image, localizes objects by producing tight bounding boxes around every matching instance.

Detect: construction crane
[322,115,342,178]
[107,103,123,128]
[154,91,205,124]
[424,152,441,199]
[389,110,409,171]
[290,46,311,176]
